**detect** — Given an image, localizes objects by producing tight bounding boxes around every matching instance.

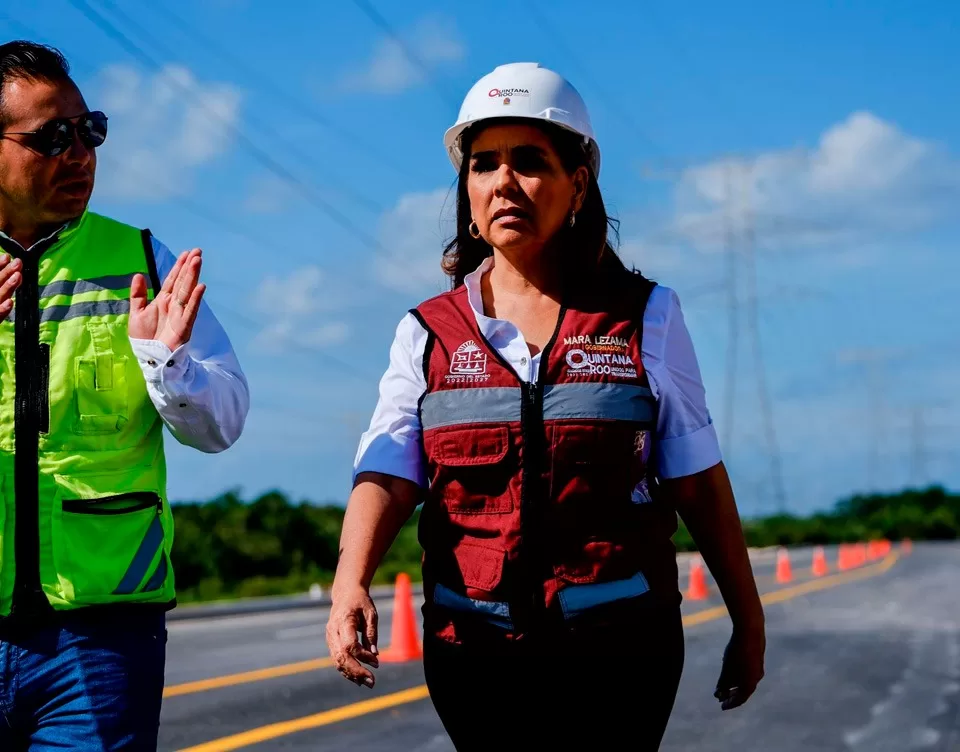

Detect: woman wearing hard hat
[327,62,765,749]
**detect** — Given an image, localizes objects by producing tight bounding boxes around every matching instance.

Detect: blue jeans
[0,610,167,751]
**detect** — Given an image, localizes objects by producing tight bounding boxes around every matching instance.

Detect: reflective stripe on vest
[420,383,656,431]
[431,571,651,624]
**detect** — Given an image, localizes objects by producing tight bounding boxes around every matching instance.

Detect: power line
[1,12,383,390]
[90,0,384,216]
[132,0,410,184]
[348,0,458,109]
[65,0,388,255]
[522,0,664,155]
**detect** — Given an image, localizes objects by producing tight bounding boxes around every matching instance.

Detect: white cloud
[373,188,456,297]
[252,266,350,353]
[94,64,241,201]
[341,16,464,94]
[638,112,960,260]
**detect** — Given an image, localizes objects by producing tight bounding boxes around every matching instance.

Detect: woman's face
[466,123,587,257]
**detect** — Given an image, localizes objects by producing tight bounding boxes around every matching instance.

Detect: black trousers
[422,598,684,751]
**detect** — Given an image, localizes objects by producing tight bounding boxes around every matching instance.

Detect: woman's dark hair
[0,41,72,126]
[441,117,634,289]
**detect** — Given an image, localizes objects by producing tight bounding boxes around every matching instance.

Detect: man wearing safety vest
[0,41,248,749]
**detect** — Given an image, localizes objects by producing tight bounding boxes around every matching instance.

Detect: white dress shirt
[354,256,722,487]
[0,226,249,454]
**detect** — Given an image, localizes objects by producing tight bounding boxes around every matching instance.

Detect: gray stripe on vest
[142,552,168,592]
[40,299,130,323]
[557,571,650,619]
[421,387,522,430]
[40,274,137,299]
[542,382,655,423]
[113,515,164,595]
[433,583,513,629]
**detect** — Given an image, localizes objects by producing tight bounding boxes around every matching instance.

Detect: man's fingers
[161,250,192,295]
[129,274,149,315]
[0,271,21,302]
[0,257,22,297]
[175,255,202,307]
[180,283,205,331]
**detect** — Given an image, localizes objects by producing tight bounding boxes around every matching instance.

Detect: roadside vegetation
[170,486,957,603]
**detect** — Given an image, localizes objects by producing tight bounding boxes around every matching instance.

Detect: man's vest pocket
[51,479,169,604]
[72,323,129,435]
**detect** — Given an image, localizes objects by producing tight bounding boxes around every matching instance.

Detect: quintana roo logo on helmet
[446,340,491,384]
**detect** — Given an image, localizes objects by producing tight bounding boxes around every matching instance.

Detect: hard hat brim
[443,115,601,177]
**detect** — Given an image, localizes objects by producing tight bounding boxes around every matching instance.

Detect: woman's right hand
[326,584,380,688]
[0,254,23,321]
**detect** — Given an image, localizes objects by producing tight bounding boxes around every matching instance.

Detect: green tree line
[170,486,958,603]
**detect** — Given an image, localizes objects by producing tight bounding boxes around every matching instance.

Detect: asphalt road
[158,542,960,751]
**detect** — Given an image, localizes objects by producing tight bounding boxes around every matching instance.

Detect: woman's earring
[569,210,577,228]
[469,221,481,239]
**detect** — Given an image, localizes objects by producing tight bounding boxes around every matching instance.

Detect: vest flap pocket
[425,425,517,514]
[51,475,169,605]
[428,425,509,467]
[74,354,129,434]
[454,541,506,592]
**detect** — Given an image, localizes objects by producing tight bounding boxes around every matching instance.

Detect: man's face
[0,76,96,229]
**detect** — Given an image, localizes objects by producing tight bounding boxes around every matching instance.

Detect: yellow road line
[684,553,899,626]
[164,658,334,698]
[177,685,431,752]
[177,552,900,752]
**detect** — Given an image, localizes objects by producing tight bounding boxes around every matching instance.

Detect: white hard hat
[443,62,601,177]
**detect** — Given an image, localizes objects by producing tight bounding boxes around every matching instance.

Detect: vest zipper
[515,307,567,629]
[10,237,58,617]
[38,343,50,434]
[469,302,567,630]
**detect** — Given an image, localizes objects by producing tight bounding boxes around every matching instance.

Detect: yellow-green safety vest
[0,210,175,620]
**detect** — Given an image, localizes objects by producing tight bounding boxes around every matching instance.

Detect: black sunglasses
[0,111,108,157]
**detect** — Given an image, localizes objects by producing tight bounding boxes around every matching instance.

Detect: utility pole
[910,405,926,487]
[640,149,805,515]
[739,161,788,514]
[866,358,883,492]
[722,161,739,463]
[838,348,893,493]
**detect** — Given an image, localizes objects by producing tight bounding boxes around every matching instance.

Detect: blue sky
[4,0,958,516]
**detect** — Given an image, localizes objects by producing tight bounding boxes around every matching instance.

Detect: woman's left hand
[714,623,765,710]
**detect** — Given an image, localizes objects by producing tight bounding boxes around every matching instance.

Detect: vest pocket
[52,489,169,603]
[426,425,517,514]
[74,353,129,434]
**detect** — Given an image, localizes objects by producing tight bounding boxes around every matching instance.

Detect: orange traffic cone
[776,547,792,583]
[902,537,912,555]
[812,546,829,577]
[686,555,709,601]
[379,572,422,663]
[837,543,849,570]
[856,542,868,566]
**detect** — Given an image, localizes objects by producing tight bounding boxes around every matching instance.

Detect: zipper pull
[524,381,537,404]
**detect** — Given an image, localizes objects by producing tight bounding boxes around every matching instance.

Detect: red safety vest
[412,269,680,642]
